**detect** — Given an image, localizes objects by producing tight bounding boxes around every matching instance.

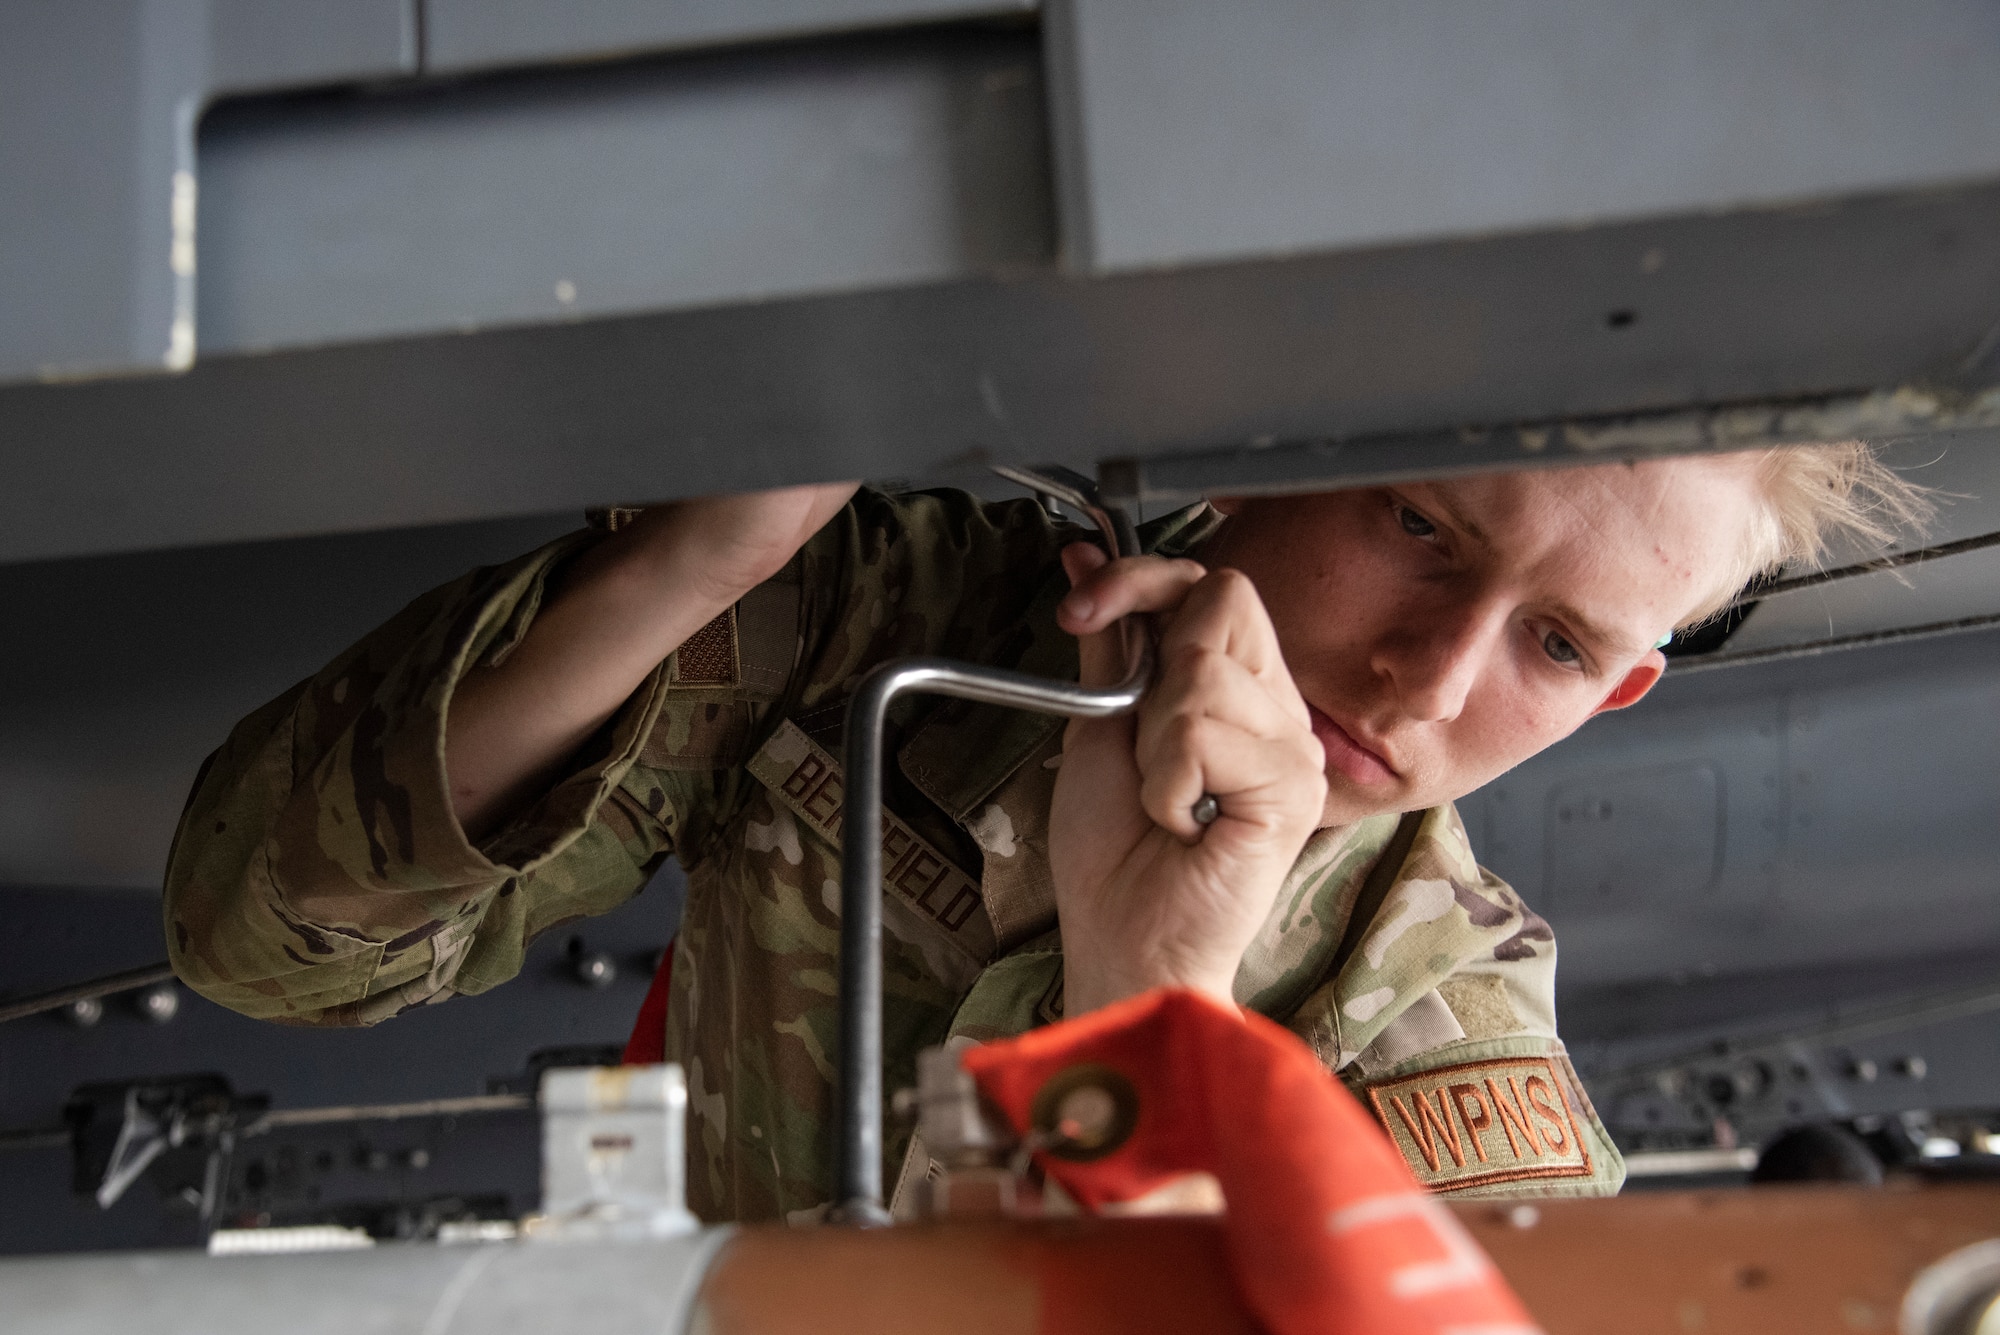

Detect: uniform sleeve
[164,531,683,1026]
[1327,894,1627,1199]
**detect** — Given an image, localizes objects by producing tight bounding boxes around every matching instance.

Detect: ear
[1590,652,1665,717]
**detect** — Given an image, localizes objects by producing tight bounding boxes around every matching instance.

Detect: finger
[1061,545,1122,689]
[1140,712,1326,842]
[1135,643,1311,774]
[1158,568,1292,687]
[1058,551,1208,636]
[1138,715,1329,843]
[1056,708,1144,839]
[1155,568,1311,727]
[1063,546,1199,691]
[1073,603,1135,692]
[1060,539,1108,589]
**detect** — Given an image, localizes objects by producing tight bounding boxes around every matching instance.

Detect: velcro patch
[747,720,994,967]
[670,607,738,687]
[1366,1056,1593,1192]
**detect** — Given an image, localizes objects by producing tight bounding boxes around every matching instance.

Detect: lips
[1306,704,1399,788]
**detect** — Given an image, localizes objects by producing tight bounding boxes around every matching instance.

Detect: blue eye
[1395,504,1437,539]
[1542,629,1581,665]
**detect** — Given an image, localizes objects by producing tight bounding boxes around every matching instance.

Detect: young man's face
[1201,455,1765,825]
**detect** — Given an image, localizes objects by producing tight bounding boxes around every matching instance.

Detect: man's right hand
[445,482,858,839]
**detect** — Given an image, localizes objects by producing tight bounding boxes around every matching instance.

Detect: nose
[1372,597,1502,724]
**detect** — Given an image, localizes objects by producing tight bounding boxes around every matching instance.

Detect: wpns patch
[1366,1056,1592,1191]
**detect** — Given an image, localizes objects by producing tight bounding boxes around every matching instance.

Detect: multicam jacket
[164,488,1623,1222]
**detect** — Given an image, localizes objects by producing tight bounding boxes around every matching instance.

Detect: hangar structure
[7,1,2000,1328]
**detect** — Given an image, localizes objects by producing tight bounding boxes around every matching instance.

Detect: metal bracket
[526,1065,696,1240]
[75,1077,254,1219]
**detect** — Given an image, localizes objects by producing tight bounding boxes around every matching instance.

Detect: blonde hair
[1682,442,1936,627]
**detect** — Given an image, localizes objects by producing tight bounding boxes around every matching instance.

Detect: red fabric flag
[962,989,1539,1335]
[621,938,674,1067]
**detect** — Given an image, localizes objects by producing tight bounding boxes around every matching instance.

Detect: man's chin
[1317,783,1415,829]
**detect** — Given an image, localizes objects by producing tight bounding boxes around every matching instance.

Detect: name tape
[747,720,991,965]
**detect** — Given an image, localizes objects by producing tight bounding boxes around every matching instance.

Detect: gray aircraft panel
[422,0,1037,74]
[196,29,1055,355]
[1471,625,2000,990]
[1726,549,2000,653]
[1466,690,1790,976]
[13,0,2000,394]
[1560,950,2000,1058]
[206,0,419,97]
[1048,0,2000,272]
[0,2,192,383]
[0,0,417,384]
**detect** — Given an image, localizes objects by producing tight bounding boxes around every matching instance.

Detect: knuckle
[1202,566,1256,599]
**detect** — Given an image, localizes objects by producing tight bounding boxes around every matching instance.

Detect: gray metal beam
[1118,384,2000,508]
[4,174,1997,566]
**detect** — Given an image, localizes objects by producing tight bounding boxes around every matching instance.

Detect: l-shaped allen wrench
[832,463,1214,1223]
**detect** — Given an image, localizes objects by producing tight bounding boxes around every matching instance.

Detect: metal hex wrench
[832,464,1215,1223]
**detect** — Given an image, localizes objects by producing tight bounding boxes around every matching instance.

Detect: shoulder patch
[1365,1055,1593,1192]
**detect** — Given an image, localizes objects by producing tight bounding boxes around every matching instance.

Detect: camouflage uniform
[164,488,1623,1222]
